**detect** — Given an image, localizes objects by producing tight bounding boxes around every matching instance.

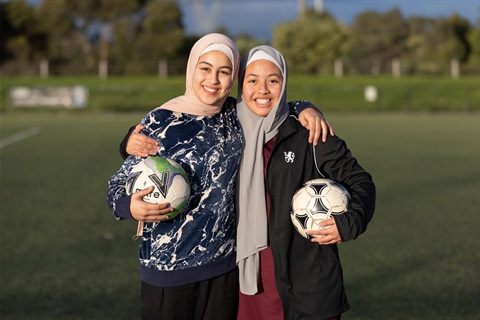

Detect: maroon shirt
[238,136,283,320]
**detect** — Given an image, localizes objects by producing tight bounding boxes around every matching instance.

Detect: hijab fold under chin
[236,46,289,295]
[155,33,239,116]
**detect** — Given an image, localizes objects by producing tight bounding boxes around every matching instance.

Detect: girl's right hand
[130,186,173,222]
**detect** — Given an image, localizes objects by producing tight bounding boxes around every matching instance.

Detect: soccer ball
[290,178,350,239]
[126,156,191,220]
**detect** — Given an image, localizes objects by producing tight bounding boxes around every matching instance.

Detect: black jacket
[266,115,376,320]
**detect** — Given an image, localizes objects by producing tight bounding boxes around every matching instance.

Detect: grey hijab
[236,46,289,294]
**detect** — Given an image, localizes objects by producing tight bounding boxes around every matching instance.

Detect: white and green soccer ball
[126,156,191,220]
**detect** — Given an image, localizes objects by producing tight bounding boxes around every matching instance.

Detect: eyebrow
[245,72,282,78]
[198,61,232,71]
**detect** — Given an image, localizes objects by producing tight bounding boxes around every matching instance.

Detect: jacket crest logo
[284,151,295,163]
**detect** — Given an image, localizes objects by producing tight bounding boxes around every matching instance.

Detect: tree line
[1,0,478,77]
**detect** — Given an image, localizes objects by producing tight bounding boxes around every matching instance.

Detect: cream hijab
[136,34,239,237]
[236,46,289,294]
[155,33,240,116]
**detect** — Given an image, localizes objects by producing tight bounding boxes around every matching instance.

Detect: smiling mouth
[204,86,218,94]
[255,98,271,105]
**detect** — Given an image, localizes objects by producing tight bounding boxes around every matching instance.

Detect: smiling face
[192,50,233,107]
[241,59,283,117]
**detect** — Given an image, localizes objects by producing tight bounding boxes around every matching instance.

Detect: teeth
[204,87,217,93]
[256,99,270,105]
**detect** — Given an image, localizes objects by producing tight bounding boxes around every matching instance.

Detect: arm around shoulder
[119,124,160,159]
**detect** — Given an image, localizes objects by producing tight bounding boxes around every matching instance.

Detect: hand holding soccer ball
[126,156,191,220]
[129,186,174,222]
[290,178,350,241]
[307,216,343,245]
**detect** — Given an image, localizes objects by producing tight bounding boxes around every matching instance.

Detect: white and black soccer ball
[125,156,191,220]
[290,178,350,239]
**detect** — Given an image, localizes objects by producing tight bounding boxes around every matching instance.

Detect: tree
[234,33,264,57]
[0,2,16,64]
[466,17,480,70]
[131,0,184,74]
[347,8,408,74]
[109,0,185,75]
[36,0,80,73]
[110,18,139,74]
[35,0,150,74]
[447,14,473,63]
[1,0,46,74]
[406,14,473,74]
[272,10,349,74]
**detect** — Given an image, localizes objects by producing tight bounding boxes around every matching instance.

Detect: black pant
[141,268,239,320]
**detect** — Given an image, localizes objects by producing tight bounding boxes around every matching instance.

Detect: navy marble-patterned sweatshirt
[107,97,242,287]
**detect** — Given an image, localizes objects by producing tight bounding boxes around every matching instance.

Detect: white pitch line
[0,127,41,149]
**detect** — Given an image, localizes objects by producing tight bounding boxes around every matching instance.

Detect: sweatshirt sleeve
[314,135,376,241]
[288,100,323,116]
[107,154,141,221]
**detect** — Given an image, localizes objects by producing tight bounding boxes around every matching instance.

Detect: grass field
[0,112,479,319]
[1,75,479,113]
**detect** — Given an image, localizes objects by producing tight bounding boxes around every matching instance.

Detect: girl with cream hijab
[108,33,242,319]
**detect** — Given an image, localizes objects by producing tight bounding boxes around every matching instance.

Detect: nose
[258,82,270,94]
[208,72,220,84]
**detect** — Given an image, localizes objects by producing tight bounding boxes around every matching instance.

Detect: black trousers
[141,268,239,320]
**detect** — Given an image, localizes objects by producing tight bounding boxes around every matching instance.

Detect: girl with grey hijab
[236,46,375,320]
[236,46,290,295]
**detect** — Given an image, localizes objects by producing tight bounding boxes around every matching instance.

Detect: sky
[178,0,480,41]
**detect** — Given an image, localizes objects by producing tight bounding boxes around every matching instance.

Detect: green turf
[1,75,478,113]
[0,112,479,319]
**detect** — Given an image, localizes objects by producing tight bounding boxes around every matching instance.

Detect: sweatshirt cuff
[115,196,135,220]
[293,100,322,116]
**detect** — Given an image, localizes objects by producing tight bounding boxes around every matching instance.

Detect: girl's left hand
[298,108,334,145]
[307,218,342,245]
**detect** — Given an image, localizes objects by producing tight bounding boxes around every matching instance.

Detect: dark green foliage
[1,1,478,76]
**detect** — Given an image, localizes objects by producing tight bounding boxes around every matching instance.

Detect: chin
[254,111,270,117]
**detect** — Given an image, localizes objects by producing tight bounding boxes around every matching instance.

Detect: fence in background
[1,58,478,79]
